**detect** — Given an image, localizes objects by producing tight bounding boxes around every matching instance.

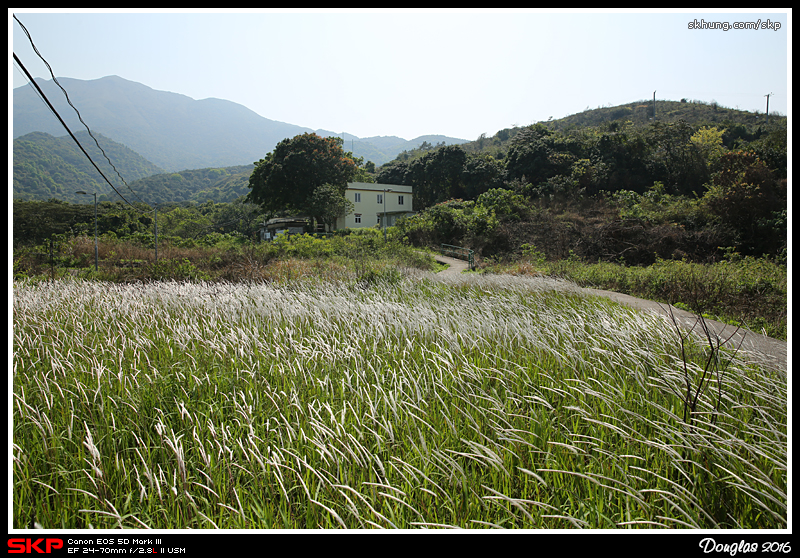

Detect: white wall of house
[336,182,414,230]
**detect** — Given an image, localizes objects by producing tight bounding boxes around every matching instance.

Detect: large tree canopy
[247,133,357,218]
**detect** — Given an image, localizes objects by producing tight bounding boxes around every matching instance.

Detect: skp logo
[8,539,64,554]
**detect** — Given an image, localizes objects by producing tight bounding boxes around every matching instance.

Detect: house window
[398,195,404,206]
[355,214,361,224]
[377,194,383,204]
[354,192,361,203]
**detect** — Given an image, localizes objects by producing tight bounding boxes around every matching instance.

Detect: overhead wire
[13,52,145,209]
[13,14,152,211]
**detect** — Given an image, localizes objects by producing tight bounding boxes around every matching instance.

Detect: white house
[336,182,414,231]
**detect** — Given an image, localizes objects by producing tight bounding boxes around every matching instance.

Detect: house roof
[264,216,310,229]
[347,182,412,194]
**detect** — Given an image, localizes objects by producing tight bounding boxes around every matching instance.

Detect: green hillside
[450,98,786,160]
[375,98,786,265]
[547,98,782,131]
[13,130,256,206]
[126,165,255,206]
[12,131,165,204]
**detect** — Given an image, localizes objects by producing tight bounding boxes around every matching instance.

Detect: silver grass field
[12,272,787,529]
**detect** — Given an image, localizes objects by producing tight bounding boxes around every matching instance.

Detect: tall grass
[12,272,786,529]
[493,255,788,341]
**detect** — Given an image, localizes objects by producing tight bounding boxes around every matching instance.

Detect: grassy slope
[13,273,787,529]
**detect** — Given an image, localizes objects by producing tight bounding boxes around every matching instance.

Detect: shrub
[147,258,210,282]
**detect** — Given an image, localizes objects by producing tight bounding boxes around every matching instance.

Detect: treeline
[379,117,786,261]
[13,198,267,247]
[378,119,786,207]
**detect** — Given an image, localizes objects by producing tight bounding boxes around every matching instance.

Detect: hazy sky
[10,9,790,141]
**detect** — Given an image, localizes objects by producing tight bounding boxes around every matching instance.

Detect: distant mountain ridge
[13,75,468,171]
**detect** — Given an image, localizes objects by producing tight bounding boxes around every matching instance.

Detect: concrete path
[427,254,787,372]
[580,287,788,372]
[431,253,471,276]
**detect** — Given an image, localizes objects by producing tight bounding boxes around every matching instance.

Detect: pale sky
[10,9,790,142]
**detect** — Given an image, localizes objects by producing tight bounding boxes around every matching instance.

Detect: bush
[147,258,210,282]
[701,151,787,256]
[540,255,787,340]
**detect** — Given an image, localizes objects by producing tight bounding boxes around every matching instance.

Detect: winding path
[430,253,787,372]
[431,253,472,276]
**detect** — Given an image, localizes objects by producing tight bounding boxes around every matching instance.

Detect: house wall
[336,182,414,230]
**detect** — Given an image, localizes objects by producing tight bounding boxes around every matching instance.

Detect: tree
[399,145,468,211]
[375,161,410,186]
[504,123,563,186]
[461,155,506,199]
[308,183,354,232]
[644,121,707,195]
[247,133,357,224]
[702,151,786,255]
[690,126,726,171]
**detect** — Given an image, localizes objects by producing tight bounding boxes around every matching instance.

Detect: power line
[13,14,151,208]
[13,52,143,210]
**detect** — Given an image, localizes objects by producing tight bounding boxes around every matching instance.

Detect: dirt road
[430,254,787,372]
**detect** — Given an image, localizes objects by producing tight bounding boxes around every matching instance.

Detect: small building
[336,182,414,231]
[258,183,414,240]
[259,216,311,241]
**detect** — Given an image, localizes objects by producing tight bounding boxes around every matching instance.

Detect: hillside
[12,131,165,204]
[13,75,468,172]
[447,98,786,161]
[126,165,255,205]
[545,98,783,131]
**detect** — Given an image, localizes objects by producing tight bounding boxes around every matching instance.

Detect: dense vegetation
[12,131,165,204]
[13,129,256,205]
[382,105,786,264]
[13,198,263,247]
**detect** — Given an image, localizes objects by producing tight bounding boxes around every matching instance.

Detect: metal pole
[765,93,773,125]
[76,190,98,271]
[154,206,158,263]
[383,188,392,241]
[93,192,98,271]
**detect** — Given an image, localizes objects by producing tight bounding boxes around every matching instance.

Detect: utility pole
[382,188,393,241]
[154,206,159,263]
[75,190,98,271]
[653,91,656,120]
[764,93,773,125]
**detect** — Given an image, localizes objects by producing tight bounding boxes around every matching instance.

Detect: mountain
[13,75,314,172]
[126,165,256,206]
[13,75,468,171]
